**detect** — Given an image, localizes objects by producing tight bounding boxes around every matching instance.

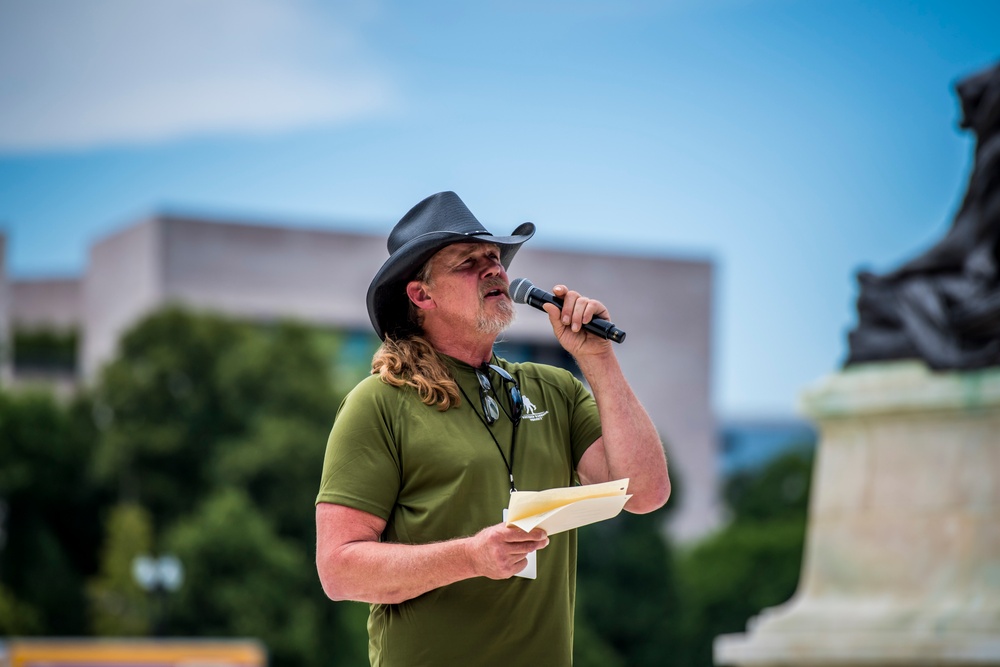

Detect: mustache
[480,278,510,298]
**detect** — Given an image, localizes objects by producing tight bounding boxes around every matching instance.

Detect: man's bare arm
[575,351,670,514]
[316,503,549,604]
[543,285,670,514]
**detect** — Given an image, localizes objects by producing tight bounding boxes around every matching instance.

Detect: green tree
[89,307,367,667]
[210,322,340,544]
[673,448,814,667]
[575,506,681,667]
[87,503,155,635]
[574,448,684,667]
[0,388,102,634]
[724,447,813,523]
[92,310,342,535]
[164,488,370,667]
[0,583,42,634]
[675,519,807,666]
[91,308,252,525]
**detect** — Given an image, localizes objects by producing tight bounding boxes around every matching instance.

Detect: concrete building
[0,214,720,541]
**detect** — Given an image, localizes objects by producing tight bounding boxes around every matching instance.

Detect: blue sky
[1,0,997,418]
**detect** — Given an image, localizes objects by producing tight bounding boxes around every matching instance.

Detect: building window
[12,326,79,375]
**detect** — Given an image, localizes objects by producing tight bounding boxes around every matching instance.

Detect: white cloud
[0,0,394,153]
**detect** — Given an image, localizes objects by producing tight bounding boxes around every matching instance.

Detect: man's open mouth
[483,287,508,300]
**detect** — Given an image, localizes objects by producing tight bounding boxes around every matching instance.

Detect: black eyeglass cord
[457,368,520,493]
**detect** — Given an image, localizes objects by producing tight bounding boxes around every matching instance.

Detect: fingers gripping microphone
[509,278,626,344]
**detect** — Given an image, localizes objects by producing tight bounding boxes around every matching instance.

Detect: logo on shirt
[521,394,548,422]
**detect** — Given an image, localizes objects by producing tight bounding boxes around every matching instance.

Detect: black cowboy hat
[367,191,535,340]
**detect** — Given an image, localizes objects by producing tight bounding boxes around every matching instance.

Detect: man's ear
[406,280,435,310]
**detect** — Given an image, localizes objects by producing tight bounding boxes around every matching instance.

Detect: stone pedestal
[715,361,1000,666]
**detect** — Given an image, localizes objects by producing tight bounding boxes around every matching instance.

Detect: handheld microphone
[508,278,626,344]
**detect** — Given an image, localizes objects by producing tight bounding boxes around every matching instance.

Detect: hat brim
[367,222,535,340]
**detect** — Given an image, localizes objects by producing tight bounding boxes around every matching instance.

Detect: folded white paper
[505,479,631,536]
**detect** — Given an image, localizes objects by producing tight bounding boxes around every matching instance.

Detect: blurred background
[0,1,997,665]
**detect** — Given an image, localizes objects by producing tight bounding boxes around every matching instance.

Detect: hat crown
[387,191,490,254]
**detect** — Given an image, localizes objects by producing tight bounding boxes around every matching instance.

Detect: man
[316,191,670,666]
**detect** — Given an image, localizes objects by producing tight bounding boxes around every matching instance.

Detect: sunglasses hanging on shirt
[475,364,523,428]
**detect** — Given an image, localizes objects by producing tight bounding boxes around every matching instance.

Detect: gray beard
[476,298,516,335]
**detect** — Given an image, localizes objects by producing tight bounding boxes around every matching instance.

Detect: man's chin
[477,303,516,336]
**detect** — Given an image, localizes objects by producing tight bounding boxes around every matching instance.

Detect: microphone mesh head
[509,278,533,304]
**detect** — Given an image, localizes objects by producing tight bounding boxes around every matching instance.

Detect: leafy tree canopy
[0,388,101,633]
[90,307,341,534]
[85,307,371,666]
[670,448,815,667]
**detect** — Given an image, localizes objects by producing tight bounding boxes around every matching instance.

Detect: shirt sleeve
[315,375,402,521]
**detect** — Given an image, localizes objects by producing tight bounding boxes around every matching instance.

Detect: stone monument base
[715,361,1000,666]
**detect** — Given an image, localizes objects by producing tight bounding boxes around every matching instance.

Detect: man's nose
[480,258,503,277]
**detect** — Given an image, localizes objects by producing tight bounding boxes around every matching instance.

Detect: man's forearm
[538,284,669,512]
[577,350,670,513]
[319,536,477,605]
[316,504,549,605]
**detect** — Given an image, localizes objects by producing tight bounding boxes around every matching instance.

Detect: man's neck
[424,329,496,368]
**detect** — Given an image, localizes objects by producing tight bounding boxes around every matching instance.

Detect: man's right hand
[467,523,549,579]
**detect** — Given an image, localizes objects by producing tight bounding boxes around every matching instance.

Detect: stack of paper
[502,479,631,579]
[505,478,631,536]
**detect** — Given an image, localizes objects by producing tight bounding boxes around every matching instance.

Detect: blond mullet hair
[371,335,460,411]
[371,253,461,409]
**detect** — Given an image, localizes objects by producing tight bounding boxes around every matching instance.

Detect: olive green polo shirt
[317,354,602,667]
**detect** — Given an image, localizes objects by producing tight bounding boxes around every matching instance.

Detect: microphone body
[509,278,626,344]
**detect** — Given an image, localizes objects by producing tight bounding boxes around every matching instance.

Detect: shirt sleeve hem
[315,492,393,522]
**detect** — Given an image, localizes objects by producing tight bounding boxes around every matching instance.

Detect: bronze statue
[845,60,1000,370]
